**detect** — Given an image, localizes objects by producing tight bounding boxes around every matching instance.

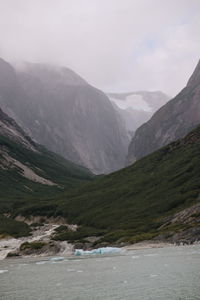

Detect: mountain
[107,91,169,138]
[0,106,93,214]
[0,58,129,174]
[127,60,200,164]
[14,125,200,246]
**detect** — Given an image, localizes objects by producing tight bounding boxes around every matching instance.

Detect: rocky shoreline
[1,214,200,260]
[0,216,76,260]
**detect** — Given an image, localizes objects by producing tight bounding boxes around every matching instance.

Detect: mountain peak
[187,59,200,87]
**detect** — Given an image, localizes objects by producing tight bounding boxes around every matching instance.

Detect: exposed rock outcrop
[1,222,74,259]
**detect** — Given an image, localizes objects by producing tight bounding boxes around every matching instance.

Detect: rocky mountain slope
[0,58,129,174]
[0,107,93,214]
[12,125,200,247]
[108,91,169,138]
[0,107,36,151]
[127,60,200,164]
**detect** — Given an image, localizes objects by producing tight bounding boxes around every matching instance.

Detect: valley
[1,2,200,300]
[0,58,200,259]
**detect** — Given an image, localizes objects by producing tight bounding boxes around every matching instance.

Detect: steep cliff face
[127,60,200,164]
[0,107,36,151]
[0,106,93,204]
[0,59,129,174]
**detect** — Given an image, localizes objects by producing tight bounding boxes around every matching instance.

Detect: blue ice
[74,247,122,256]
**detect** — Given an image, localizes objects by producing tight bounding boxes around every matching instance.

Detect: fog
[0,0,200,96]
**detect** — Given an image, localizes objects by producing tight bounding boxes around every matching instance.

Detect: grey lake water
[0,245,200,300]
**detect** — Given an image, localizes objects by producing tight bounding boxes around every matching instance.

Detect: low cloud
[0,0,200,96]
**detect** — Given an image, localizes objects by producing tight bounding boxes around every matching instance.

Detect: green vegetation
[54,225,69,232]
[0,135,93,212]
[53,226,105,242]
[6,252,20,257]
[0,135,94,236]
[30,222,44,228]
[20,241,46,251]
[49,126,200,243]
[0,215,30,237]
[1,126,200,243]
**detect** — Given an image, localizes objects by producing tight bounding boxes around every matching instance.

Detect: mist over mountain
[127,59,200,164]
[107,91,169,138]
[0,58,129,174]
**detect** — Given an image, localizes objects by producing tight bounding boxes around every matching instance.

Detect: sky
[0,0,200,97]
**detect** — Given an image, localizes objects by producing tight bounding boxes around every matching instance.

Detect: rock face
[0,106,92,193]
[0,58,129,174]
[127,60,200,164]
[108,91,169,139]
[0,107,36,151]
[155,203,200,245]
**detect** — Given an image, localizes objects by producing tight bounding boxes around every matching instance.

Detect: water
[0,245,200,299]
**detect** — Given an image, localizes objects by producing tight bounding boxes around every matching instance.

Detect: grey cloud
[0,0,200,96]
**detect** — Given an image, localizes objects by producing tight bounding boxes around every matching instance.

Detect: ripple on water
[0,245,199,300]
[132,255,140,259]
[36,261,47,265]
[143,253,158,257]
[150,274,159,278]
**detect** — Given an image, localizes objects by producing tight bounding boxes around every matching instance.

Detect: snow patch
[110,94,152,112]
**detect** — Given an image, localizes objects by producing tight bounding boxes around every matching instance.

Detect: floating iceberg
[74,247,122,256]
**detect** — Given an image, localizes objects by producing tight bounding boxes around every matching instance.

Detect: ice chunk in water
[50,257,64,261]
[74,247,122,256]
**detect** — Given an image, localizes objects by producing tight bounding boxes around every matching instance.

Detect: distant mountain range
[127,60,200,164]
[107,91,169,138]
[0,58,129,174]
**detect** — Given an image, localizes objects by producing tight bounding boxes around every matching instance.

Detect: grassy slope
[2,127,200,242]
[43,126,200,243]
[0,135,94,236]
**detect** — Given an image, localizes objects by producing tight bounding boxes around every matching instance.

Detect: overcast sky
[0,0,200,97]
